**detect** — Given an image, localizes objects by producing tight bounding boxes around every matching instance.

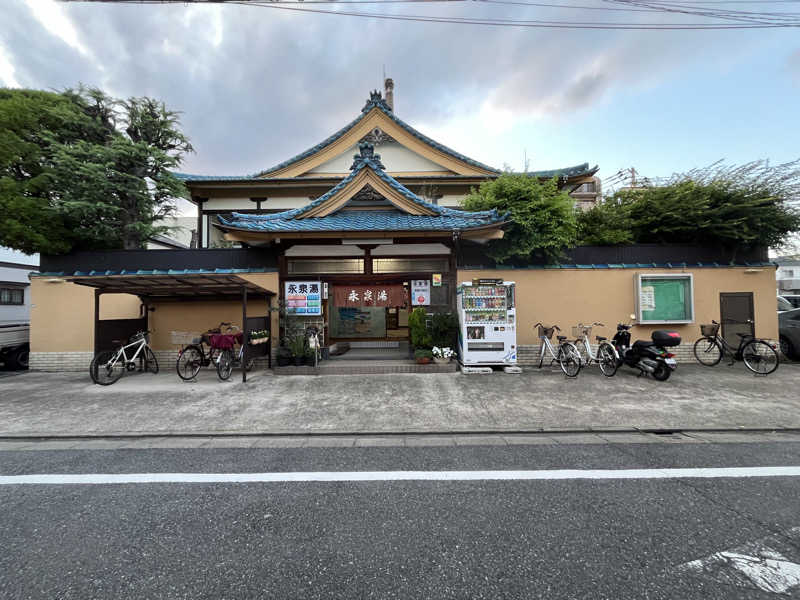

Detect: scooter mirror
[629,313,636,320]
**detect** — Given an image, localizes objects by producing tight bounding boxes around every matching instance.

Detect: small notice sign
[285,281,322,315]
[640,285,656,312]
[411,280,430,306]
[432,273,442,287]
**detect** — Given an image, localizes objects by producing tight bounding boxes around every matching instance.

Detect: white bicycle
[534,323,582,378]
[89,330,158,386]
[573,322,619,377]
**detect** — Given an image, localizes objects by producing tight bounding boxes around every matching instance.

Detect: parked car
[781,295,800,309]
[0,323,30,370]
[778,296,794,312]
[779,307,800,360]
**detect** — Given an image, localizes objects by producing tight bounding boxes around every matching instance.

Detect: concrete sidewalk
[0,364,798,437]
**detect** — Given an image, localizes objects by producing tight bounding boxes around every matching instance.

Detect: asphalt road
[2,438,800,599]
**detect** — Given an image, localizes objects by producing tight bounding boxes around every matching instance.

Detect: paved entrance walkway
[0,365,799,437]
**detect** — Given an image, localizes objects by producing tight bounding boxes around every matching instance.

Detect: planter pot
[433,357,451,365]
[321,347,330,360]
[277,356,291,367]
[416,357,432,365]
[304,356,316,366]
[293,357,304,367]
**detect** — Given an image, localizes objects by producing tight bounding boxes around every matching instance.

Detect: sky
[1,0,799,205]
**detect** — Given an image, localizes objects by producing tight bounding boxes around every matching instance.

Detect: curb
[1,425,799,441]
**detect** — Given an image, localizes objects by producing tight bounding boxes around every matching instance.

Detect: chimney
[384,77,394,112]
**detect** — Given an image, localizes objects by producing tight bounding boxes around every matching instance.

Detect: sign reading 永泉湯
[285,281,322,315]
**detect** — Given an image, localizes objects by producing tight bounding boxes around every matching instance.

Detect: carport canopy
[67,272,274,301]
[69,271,275,382]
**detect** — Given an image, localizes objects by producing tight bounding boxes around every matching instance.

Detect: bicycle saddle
[557,335,567,342]
[111,339,124,345]
[595,336,607,342]
[736,333,750,338]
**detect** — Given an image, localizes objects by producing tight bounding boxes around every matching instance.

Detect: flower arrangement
[431,346,454,363]
[249,329,270,344]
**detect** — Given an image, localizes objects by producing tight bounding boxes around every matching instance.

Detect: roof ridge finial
[351,141,385,170]
[362,89,389,113]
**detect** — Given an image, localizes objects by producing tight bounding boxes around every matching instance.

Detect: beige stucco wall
[30,279,141,352]
[308,141,447,174]
[458,267,779,346]
[30,272,279,353]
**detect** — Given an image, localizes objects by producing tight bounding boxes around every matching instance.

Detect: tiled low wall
[30,350,274,373]
[30,352,94,372]
[517,343,697,366]
[517,341,781,366]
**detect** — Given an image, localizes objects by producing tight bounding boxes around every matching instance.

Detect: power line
[60,0,800,27]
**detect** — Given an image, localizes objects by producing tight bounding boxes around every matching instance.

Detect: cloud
[0,0,788,181]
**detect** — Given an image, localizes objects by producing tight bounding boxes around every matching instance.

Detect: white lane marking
[2,466,800,485]
[677,528,800,595]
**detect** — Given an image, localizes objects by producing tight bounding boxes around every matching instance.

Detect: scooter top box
[652,330,682,347]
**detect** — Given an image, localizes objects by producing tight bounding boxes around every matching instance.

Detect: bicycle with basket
[693,319,779,375]
[173,322,254,381]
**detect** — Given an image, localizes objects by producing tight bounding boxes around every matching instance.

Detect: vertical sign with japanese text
[411,280,430,306]
[285,281,322,315]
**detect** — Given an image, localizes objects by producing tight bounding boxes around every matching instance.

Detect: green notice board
[640,277,690,322]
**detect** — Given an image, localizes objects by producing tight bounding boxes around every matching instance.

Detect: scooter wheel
[652,363,671,381]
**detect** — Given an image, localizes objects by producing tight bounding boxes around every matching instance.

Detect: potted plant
[304,346,317,366]
[409,307,432,356]
[414,348,434,365]
[288,335,306,366]
[276,345,292,367]
[432,346,454,364]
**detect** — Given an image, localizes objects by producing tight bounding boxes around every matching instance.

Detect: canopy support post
[242,284,248,383]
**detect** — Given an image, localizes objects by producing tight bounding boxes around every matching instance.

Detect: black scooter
[612,316,681,381]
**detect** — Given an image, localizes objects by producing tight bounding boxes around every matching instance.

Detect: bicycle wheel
[143,347,159,374]
[90,350,125,386]
[217,349,234,381]
[693,337,722,366]
[176,345,203,380]
[742,340,779,375]
[557,343,582,378]
[597,343,618,377]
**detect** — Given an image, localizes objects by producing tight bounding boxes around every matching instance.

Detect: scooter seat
[556,335,567,342]
[595,336,607,342]
[633,340,656,349]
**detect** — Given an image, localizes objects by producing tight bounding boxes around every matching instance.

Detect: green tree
[463,173,577,263]
[577,161,800,256]
[0,86,192,253]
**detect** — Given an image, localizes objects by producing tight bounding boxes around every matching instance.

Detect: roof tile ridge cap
[368,162,445,215]
[252,110,368,177]
[291,163,367,218]
[376,104,500,174]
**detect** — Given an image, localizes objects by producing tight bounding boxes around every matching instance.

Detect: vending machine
[457,279,517,366]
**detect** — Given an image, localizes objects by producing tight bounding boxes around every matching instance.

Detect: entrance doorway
[328,280,410,342]
[720,292,754,346]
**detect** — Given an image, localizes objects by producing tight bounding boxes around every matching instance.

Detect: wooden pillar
[267,295,272,370]
[193,197,208,248]
[242,284,248,383]
[93,289,101,354]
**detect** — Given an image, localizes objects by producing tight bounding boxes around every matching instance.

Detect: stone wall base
[30,350,274,373]
[517,343,698,366]
[30,352,94,372]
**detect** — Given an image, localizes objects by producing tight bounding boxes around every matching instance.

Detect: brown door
[720,292,754,347]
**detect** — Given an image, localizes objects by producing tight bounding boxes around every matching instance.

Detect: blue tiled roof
[521,163,598,179]
[34,268,276,277]
[219,210,504,233]
[217,143,507,234]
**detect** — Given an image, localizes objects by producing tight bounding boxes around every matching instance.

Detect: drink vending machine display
[457,280,516,365]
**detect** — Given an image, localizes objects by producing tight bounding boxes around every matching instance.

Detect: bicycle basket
[571,325,592,338]
[170,331,200,345]
[700,323,719,337]
[537,325,555,339]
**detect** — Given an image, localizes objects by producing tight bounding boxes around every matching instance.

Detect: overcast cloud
[1,0,798,187]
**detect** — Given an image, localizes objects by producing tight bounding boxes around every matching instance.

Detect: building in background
[775,255,800,296]
[0,248,38,326]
